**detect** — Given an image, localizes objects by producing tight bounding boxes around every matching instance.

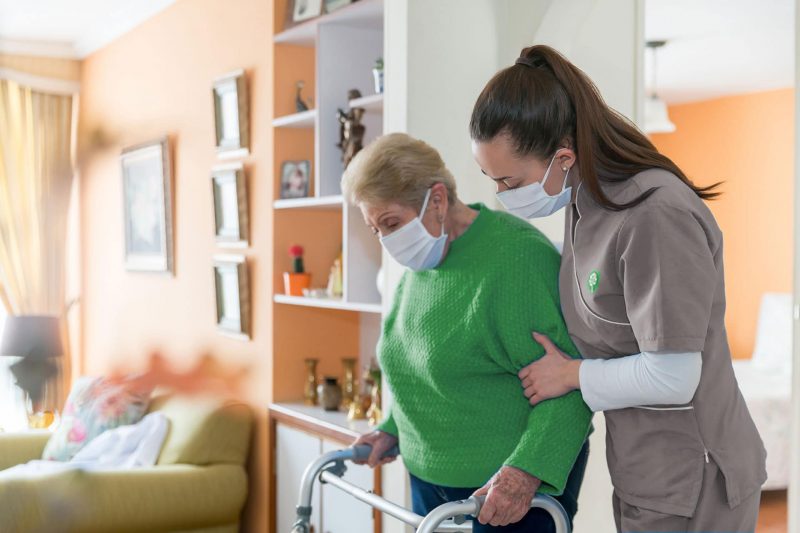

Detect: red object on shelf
[289,245,304,258]
[284,272,312,296]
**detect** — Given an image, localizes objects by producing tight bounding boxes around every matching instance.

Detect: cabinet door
[320,439,374,533]
[277,424,323,533]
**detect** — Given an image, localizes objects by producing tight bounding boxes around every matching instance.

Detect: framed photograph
[291,0,323,23]
[280,160,311,199]
[211,163,249,248]
[213,255,250,340]
[212,69,249,159]
[121,137,173,274]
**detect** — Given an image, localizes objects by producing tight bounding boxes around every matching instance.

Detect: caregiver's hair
[341,132,458,208]
[470,45,721,211]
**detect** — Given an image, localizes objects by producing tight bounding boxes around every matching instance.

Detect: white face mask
[380,188,448,271]
[496,153,572,219]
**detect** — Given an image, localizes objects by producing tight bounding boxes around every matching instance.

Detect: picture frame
[120,137,173,274]
[211,162,249,248]
[280,160,311,199]
[213,255,251,340]
[212,69,249,159]
[290,0,324,23]
[324,0,354,14]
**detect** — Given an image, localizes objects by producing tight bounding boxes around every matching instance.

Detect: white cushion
[752,293,793,371]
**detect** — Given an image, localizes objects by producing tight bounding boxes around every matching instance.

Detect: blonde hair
[341,133,457,209]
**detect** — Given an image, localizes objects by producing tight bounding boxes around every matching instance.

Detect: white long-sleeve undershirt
[578,351,702,412]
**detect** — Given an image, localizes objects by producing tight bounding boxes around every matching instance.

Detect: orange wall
[77,0,274,529]
[651,88,794,359]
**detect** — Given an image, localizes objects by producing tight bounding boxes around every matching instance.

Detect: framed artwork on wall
[120,137,173,274]
[213,255,250,340]
[280,160,311,199]
[211,162,249,248]
[212,69,249,159]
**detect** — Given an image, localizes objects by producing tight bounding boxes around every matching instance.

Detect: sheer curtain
[0,74,76,414]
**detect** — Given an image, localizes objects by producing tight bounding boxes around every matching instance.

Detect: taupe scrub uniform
[560,168,767,532]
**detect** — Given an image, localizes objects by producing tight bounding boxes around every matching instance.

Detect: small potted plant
[284,244,312,296]
[372,57,384,94]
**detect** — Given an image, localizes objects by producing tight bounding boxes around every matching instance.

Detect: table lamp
[0,315,64,428]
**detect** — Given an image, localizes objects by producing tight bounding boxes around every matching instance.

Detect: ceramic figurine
[295,80,311,112]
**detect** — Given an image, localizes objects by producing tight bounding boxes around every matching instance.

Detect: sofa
[0,394,253,533]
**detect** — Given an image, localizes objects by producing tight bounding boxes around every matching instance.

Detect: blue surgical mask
[496,154,572,219]
[380,188,447,271]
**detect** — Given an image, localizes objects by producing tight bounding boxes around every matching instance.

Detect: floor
[758,490,788,533]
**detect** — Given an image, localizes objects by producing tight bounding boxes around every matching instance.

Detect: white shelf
[273,109,316,128]
[274,0,384,46]
[349,93,383,112]
[274,294,382,314]
[274,195,343,210]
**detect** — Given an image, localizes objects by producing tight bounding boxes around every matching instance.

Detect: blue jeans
[409,440,589,532]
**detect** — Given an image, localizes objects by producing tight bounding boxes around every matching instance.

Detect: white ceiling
[0,0,794,103]
[0,0,175,58]
[646,0,795,104]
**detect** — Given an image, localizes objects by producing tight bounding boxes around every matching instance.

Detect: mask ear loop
[419,187,445,237]
[542,151,571,193]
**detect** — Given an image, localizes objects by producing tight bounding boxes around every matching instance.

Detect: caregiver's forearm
[579,351,702,412]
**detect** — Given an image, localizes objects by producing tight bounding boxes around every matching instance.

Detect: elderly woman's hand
[472,466,541,526]
[351,430,399,468]
[519,332,582,406]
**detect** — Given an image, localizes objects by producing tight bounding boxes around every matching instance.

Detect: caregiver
[470,44,767,533]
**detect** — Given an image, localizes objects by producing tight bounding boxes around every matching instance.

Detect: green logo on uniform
[588,270,600,293]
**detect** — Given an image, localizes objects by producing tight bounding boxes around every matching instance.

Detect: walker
[290,444,571,533]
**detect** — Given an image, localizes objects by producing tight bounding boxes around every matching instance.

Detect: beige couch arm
[0,431,50,471]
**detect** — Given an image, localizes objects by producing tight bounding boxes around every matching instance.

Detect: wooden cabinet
[273,412,379,533]
[320,439,374,533]
[276,424,323,533]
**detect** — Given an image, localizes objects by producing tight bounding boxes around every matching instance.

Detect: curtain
[0,77,75,412]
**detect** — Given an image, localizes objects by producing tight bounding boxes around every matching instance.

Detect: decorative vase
[318,377,342,411]
[284,272,312,296]
[341,358,357,409]
[347,391,367,420]
[367,380,382,426]
[304,358,319,406]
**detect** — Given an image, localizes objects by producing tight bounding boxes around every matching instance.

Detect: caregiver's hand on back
[472,466,541,527]
[519,332,582,406]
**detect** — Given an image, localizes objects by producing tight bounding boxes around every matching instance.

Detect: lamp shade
[0,315,64,359]
[644,95,676,134]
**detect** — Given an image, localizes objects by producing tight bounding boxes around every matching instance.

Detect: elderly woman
[346,133,591,532]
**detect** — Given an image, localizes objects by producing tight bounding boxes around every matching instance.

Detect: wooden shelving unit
[273,195,343,210]
[349,93,383,112]
[272,109,316,128]
[274,294,382,314]
[271,4,387,529]
[273,0,384,46]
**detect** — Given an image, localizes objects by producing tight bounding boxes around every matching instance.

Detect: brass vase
[304,358,319,406]
[341,358,357,409]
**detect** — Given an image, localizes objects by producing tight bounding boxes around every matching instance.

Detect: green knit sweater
[377,204,592,494]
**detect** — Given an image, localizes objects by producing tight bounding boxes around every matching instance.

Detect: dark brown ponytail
[470,45,721,210]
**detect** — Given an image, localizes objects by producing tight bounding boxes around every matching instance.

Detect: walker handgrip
[351,443,400,461]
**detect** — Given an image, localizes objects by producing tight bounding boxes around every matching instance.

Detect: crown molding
[0,38,78,59]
